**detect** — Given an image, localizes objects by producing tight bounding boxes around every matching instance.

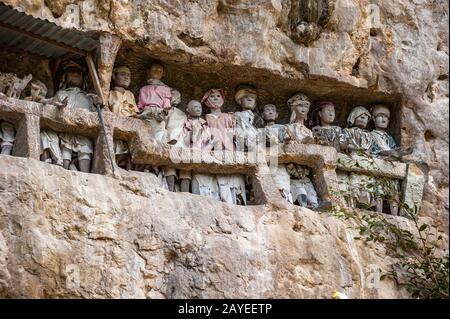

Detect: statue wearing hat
[284,92,315,144]
[108,66,138,170]
[339,106,377,209]
[339,106,374,154]
[234,85,260,152]
[282,93,319,208]
[370,104,412,215]
[55,60,97,173]
[370,104,412,159]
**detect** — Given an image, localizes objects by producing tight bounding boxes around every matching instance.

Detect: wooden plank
[85,53,106,105]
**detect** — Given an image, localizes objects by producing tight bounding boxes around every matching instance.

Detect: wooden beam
[86,53,106,105]
[0,21,87,57]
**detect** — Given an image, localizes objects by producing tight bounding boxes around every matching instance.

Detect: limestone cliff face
[4,0,448,228]
[0,156,411,298]
[0,0,448,298]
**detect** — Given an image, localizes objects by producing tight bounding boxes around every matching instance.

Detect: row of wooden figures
[0,61,411,212]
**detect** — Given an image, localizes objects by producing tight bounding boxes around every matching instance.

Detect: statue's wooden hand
[52,96,68,108]
[87,94,103,108]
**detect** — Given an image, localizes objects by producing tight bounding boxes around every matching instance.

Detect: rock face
[0,0,448,298]
[1,156,412,298]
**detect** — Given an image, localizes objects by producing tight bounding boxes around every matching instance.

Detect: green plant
[326,193,449,299]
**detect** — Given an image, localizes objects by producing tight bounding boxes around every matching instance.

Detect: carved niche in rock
[288,0,333,45]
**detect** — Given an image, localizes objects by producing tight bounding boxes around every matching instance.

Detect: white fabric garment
[291,177,318,209]
[165,107,187,146]
[235,110,259,151]
[0,121,15,147]
[40,130,63,166]
[60,134,93,155]
[192,173,220,201]
[216,175,247,205]
[55,87,94,155]
[114,140,129,155]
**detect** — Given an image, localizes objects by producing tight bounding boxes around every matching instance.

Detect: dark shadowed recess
[116,41,402,142]
[0,38,403,144]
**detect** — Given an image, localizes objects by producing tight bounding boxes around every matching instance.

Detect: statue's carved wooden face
[187,101,202,117]
[113,71,131,88]
[319,103,335,125]
[65,71,83,88]
[148,64,164,80]
[354,113,370,129]
[207,90,224,109]
[239,93,257,110]
[289,93,310,119]
[263,104,278,122]
[374,113,389,129]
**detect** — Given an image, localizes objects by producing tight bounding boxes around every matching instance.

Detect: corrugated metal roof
[0,4,98,59]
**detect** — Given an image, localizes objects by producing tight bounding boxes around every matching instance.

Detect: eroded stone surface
[0,156,422,298]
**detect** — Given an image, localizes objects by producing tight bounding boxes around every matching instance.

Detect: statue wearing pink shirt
[137,62,181,143]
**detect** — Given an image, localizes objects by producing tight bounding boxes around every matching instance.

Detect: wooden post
[98,33,122,109]
[85,53,106,105]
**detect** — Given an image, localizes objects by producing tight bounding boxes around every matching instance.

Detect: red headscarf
[201,88,225,109]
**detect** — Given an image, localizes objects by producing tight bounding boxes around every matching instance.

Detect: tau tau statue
[284,92,314,144]
[282,94,319,209]
[182,100,212,194]
[261,104,291,202]
[163,85,194,192]
[108,66,138,170]
[0,120,15,155]
[24,80,64,106]
[339,106,374,154]
[370,104,413,159]
[0,73,33,155]
[203,88,236,151]
[370,104,409,216]
[23,80,64,166]
[339,106,376,209]
[0,72,32,99]
[137,62,181,143]
[234,85,259,152]
[55,61,97,173]
[201,89,246,205]
[286,163,319,209]
[135,62,182,190]
[311,101,342,151]
[261,104,286,146]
